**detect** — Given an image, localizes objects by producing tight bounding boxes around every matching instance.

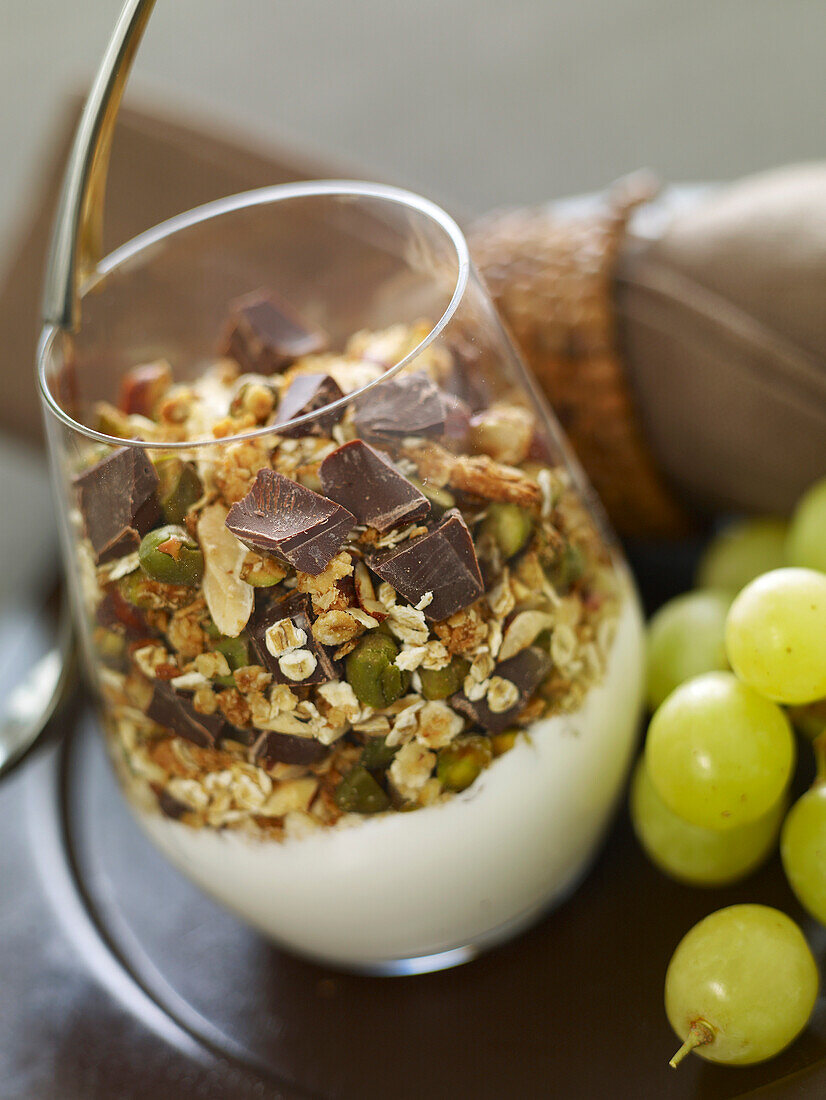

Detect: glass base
[331,859,590,976]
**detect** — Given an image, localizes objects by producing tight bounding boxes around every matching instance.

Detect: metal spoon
[2,0,157,775]
[0,597,76,779]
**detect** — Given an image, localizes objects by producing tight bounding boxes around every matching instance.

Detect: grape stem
[669,1019,716,1068]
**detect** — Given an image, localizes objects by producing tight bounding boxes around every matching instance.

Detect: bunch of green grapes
[634,476,826,1069]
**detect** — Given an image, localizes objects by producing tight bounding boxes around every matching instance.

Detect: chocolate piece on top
[353,372,447,440]
[252,729,329,767]
[146,681,228,748]
[368,508,484,621]
[249,591,339,684]
[222,291,328,374]
[319,440,430,533]
[273,373,344,437]
[450,646,552,733]
[226,469,354,575]
[73,447,160,564]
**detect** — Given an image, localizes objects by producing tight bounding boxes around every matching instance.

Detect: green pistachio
[93,628,126,663]
[139,524,204,586]
[419,656,471,700]
[334,765,391,814]
[205,635,251,687]
[229,380,278,419]
[491,727,520,757]
[437,736,493,792]
[213,634,250,671]
[545,542,585,594]
[359,736,398,773]
[116,571,153,609]
[345,633,410,708]
[95,405,131,438]
[480,503,534,560]
[154,457,203,525]
[240,554,287,587]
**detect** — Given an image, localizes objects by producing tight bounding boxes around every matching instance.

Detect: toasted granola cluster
[73,302,621,840]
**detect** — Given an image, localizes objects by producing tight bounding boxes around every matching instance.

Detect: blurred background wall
[2,0,825,256]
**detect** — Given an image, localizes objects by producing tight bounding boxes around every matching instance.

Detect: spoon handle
[41,0,157,331]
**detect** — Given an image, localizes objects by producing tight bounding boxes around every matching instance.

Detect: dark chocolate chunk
[249,591,340,684]
[226,469,354,575]
[353,372,446,440]
[252,729,329,767]
[157,788,190,820]
[222,290,327,374]
[273,373,344,437]
[319,440,430,533]
[446,337,491,413]
[146,682,227,747]
[450,646,552,732]
[73,447,160,564]
[368,508,484,621]
[442,394,472,445]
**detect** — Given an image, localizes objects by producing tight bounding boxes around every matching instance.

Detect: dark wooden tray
[2,541,824,1099]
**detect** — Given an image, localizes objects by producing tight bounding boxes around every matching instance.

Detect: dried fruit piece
[118,360,172,417]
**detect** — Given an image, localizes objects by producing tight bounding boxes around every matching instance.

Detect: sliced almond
[198,503,254,637]
[498,610,555,662]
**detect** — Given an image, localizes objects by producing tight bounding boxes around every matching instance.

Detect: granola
[74,303,621,841]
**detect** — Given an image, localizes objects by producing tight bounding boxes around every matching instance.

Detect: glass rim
[36,179,471,450]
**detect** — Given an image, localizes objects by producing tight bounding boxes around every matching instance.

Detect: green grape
[646,672,794,830]
[787,476,826,574]
[645,590,731,711]
[781,742,826,925]
[696,517,788,593]
[725,568,826,705]
[630,758,784,886]
[665,904,819,1067]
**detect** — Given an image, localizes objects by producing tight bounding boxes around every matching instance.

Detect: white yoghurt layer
[136,588,644,967]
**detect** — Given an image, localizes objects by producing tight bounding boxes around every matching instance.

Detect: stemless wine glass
[38,181,644,973]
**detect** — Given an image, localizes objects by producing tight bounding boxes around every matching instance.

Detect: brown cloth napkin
[617,164,826,518]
